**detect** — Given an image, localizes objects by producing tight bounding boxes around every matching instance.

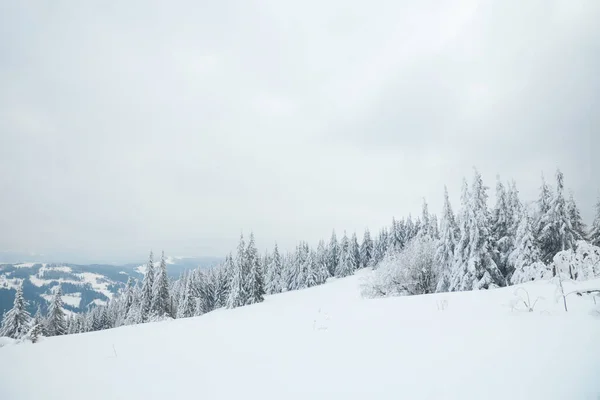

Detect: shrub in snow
[361,235,437,298]
[571,241,600,281]
[510,288,542,312]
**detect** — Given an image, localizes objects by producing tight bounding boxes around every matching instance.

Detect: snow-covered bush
[361,235,437,298]
[571,241,600,281]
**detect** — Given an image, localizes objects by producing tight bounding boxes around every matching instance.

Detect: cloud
[0,0,598,263]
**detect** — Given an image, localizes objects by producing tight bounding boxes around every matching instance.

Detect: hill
[0,256,222,316]
[1,269,599,400]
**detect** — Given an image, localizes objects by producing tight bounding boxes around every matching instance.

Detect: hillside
[0,257,222,316]
[1,269,599,400]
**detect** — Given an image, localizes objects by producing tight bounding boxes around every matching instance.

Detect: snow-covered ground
[1,270,599,400]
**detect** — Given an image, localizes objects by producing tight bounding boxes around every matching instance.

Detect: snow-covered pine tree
[491,177,514,278]
[151,251,172,318]
[140,251,155,322]
[246,233,265,305]
[316,240,330,284]
[335,233,350,277]
[0,282,31,339]
[538,169,578,266]
[327,231,340,277]
[349,232,360,271]
[590,197,600,247]
[567,192,587,241]
[507,180,523,233]
[405,215,416,243]
[429,214,439,239]
[449,170,505,291]
[420,199,430,237]
[227,234,248,308]
[535,174,553,244]
[177,271,197,318]
[265,244,283,294]
[435,186,458,293]
[509,213,548,284]
[305,250,318,288]
[46,285,67,336]
[360,229,373,268]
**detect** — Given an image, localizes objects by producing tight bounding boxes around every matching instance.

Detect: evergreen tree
[435,186,458,292]
[227,234,248,308]
[0,283,31,339]
[315,240,330,284]
[140,251,155,322]
[246,233,265,305]
[589,197,600,247]
[360,229,373,268]
[507,180,523,233]
[349,232,360,271]
[265,244,283,294]
[305,250,318,288]
[567,192,587,241]
[46,285,67,336]
[420,199,430,237]
[449,170,506,291]
[535,174,553,242]
[429,214,439,239]
[538,169,578,265]
[491,177,513,277]
[509,213,547,284]
[151,251,171,318]
[178,272,197,318]
[335,233,350,276]
[327,231,340,277]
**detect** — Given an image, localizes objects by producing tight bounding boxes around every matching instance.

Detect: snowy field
[1,269,599,400]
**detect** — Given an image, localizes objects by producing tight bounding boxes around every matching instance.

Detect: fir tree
[46,285,67,336]
[151,251,171,318]
[449,170,506,291]
[349,232,360,271]
[491,177,514,277]
[227,234,248,308]
[538,169,578,266]
[315,240,330,284]
[246,233,265,305]
[360,229,373,268]
[265,244,283,294]
[305,250,318,288]
[509,213,547,284]
[0,283,31,339]
[420,199,430,237]
[178,272,197,318]
[567,192,587,241]
[435,186,458,292]
[140,251,155,322]
[335,233,350,276]
[589,197,600,247]
[535,174,553,242]
[327,231,340,277]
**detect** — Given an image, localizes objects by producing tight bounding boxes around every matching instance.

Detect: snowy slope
[1,270,599,400]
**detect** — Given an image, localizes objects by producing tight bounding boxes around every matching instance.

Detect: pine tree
[449,170,506,291]
[420,199,430,237]
[0,283,31,339]
[327,231,340,277]
[538,169,578,266]
[491,177,513,277]
[315,240,330,284]
[509,213,547,284]
[349,232,360,271]
[305,250,318,287]
[140,251,155,322]
[178,272,197,318]
[46,285,67,336]
[246,233,265,305]
[507,180,523,233]
[589,197,600,247]
[535,174,552,243]
[567,192,587,241]
[151,251,171,318]
[227,234,248,308]
[435,186,458,292]
[335,233,350,276]
[266,244,283,294]
[360,229,373,268]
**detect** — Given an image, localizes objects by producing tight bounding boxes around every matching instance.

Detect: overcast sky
[1,0,598,263]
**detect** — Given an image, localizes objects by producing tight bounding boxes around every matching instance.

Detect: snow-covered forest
[2,168,600,341]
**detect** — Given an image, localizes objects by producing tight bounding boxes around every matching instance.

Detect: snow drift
[1,269,599,400]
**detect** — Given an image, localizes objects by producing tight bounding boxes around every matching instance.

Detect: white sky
[1,0,598,263]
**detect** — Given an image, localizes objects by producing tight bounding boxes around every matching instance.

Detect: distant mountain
[0,256,222,317]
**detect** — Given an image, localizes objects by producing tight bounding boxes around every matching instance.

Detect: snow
[75,272,113,299]
[42,293,81,308]
[39,264,72,275]
[90,299,107,307]
[0,276,22,290]
[13,262,45,269]
[118,271,128,275]
[1,270,599,400]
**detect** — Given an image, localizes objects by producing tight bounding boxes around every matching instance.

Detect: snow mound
[0,270,599,400]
